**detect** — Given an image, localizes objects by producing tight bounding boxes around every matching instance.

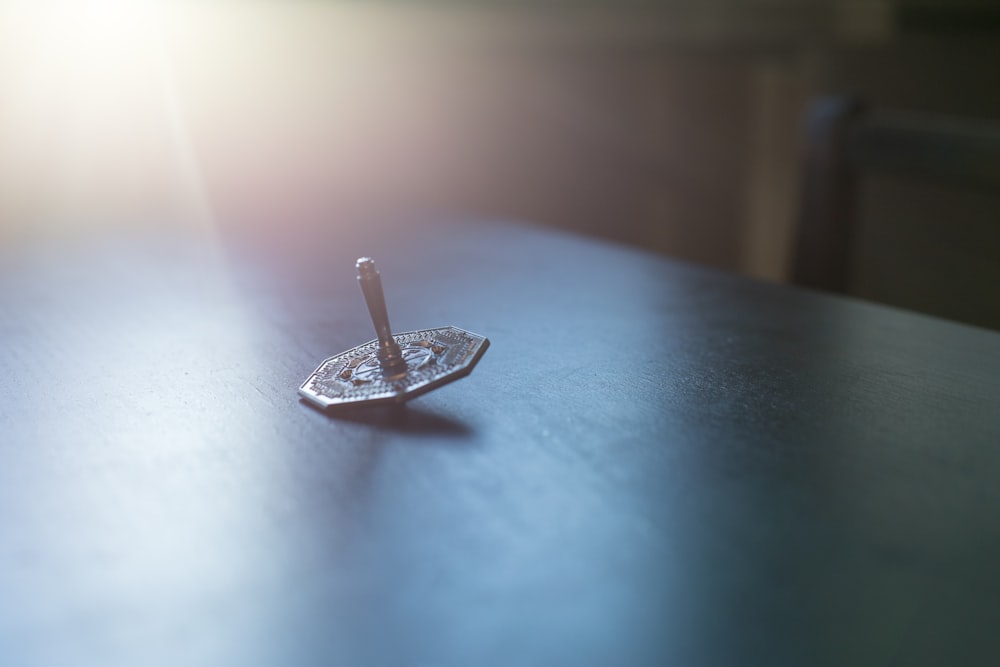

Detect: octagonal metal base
[299,326,489,409]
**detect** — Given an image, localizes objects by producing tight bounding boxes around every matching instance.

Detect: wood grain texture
[2,219,999,666]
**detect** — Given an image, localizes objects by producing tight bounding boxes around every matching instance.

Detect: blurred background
[1,0,998,284]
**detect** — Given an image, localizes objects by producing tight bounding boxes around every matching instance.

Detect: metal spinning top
[299,257,490,409]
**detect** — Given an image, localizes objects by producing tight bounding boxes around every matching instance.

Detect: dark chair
[792,96,1000,329]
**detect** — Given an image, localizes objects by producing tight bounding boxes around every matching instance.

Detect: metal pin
[300,258,489,408]
[356,257,407,377]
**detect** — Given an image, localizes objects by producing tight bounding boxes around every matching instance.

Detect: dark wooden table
[2,218,998,666]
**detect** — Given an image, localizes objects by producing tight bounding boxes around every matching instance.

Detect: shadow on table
[301,400,474,439]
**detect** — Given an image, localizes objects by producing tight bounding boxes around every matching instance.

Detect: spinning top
[299,258,490,409]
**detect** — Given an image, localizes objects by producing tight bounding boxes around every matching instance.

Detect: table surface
[2,219,999,667]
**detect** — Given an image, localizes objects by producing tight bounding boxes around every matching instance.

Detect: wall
[1,1,997,285]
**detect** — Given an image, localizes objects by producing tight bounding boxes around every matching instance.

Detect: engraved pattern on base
[299,326,489,408]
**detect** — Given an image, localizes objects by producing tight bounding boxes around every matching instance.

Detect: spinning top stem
[356,257,407,377]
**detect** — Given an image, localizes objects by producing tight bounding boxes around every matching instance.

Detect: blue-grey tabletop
[2,218,999,666]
